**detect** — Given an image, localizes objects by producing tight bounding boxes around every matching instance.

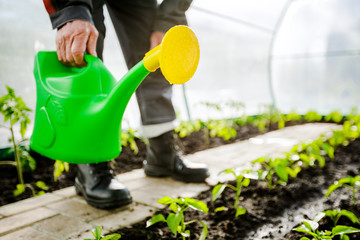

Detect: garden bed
[113,130,360,239]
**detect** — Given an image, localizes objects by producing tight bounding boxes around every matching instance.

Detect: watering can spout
[30,25,200,164]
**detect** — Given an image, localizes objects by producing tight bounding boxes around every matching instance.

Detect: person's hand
[56,20,98,68]
[150,31,165,50]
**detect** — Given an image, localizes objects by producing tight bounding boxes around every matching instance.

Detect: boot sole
[144,164,209,183]
[74,179,132,209]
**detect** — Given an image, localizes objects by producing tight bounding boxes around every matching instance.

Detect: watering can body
[30,25,200,164]
[30,52,150,163]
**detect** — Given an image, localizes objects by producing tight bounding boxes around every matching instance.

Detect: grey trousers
[92,0,176,136]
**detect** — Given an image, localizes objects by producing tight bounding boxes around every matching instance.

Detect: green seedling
[346,107,360,125]
[212,169,249,217]
[304,110,323,122]
[342,120,360,140]
[0,86,48,197]
[146,197,208,240]
[84,226,121,240]
[53,160,70,182]
[325,110,343,123]
[207,119,237,141]
[284,109,303,122]
[328,129,349,147]
[121,128,140,154]
[322,209,360,227]
[290,137,335,168]
[325,176,360,205]
[251,157,297,189]
[295,212,360,240]
[175,120,203,138]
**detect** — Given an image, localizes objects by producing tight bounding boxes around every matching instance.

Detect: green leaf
[299,237,311,240]
[146,214,166,228]
[101,233,121,240]
[252,157,267,164]
[169,203,180,213]
[275,165,288,182]
[242,178,250,187]
[212,184,227,202]
[341,234,350,240]
[286,166,301,178]
[219,168,237,177]
[20,120,26,138]
[214,206,228,212]
[325,183,341,197]
[278,119,285,129]
[34,190,45,196]
[332,225,360,236]
[317,155,326,168]
[303,220,319,232]
[300,153,311,165]
[166,212,182,236]
[186,198,209,213]
[157,196,173,205]
[235,207,246,217]
[198,221,208,240]
[339,210,360,225]
[92,226,102,240]
[35,181,49,190]
[13,184,25,196]
[26,154,36,171]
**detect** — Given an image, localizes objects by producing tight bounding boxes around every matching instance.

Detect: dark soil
[113,138,360,240]
[0,122,271,206]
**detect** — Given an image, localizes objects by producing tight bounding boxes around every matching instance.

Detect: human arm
[43,0,98,67]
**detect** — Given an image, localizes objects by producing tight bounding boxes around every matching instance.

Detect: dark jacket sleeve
[153,0,192,32]
[43,0,93,29]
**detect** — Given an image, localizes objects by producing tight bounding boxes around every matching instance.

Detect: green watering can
[30,25,200,164]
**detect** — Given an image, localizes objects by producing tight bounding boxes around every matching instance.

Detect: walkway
[0,123,341,239]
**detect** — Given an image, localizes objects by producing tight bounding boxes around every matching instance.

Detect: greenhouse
[1,0,360,239]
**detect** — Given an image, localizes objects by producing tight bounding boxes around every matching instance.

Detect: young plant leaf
[235,207,246,217]
[146,214,166,228]
[198,221,208,240]
[214,206,228,212]
[166,212,182,236]
[92,226,102,240]
[158,196,173,205]
[186,198,209,213]
[332,225,360,236]
[275,164,288,182]
[101,234,121,240]
[212,184,226,202]
[35,181,49,190]
[325,182,342,197]
[103,235,121,240]
[169,203,180,213]
[242,178,250,187]
[340,234,350,240]
[339,210,360,225]
[13,184,25,196]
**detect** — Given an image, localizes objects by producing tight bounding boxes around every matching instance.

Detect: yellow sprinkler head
[143,25,200,85]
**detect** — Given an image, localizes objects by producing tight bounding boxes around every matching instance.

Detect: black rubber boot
[75,162,132,209]
[144,130,209,183]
